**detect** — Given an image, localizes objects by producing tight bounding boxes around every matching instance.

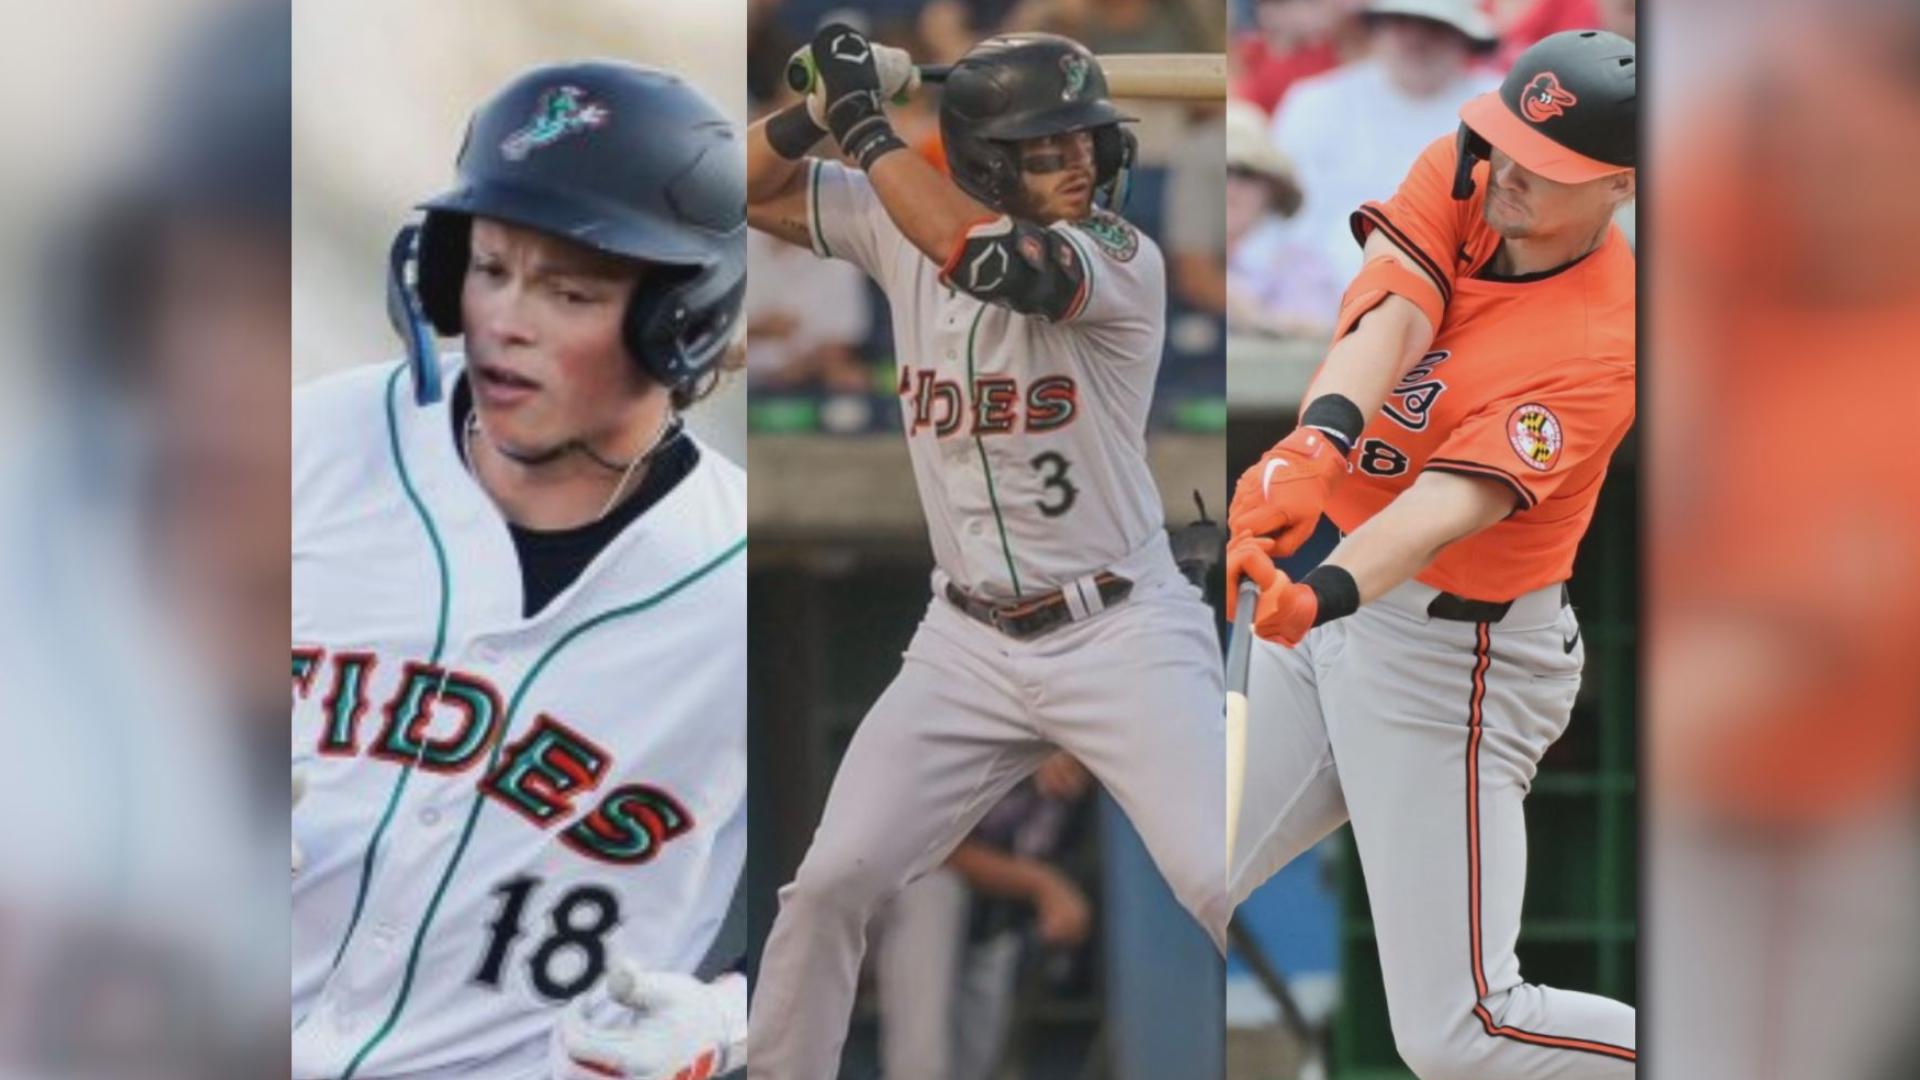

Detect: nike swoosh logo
[1262,458,1288,497]
[1562,626,1582,654]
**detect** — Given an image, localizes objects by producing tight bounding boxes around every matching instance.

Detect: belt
[945,573,1134,640]
[1427,582,1572,624]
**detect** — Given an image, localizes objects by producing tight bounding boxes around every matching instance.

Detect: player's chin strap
[387,223,443,406]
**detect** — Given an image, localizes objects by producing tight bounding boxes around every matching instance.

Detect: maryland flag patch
[1507,403,1563,471]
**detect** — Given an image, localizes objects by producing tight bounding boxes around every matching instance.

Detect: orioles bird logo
[1519,72,1578,123]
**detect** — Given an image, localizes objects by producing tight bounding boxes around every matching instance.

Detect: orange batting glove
[1225,536,1319,648]
[1228,426,1351,557]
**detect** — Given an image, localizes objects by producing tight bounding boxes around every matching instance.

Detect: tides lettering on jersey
[898,368,1079,437]
[294,646,692,866]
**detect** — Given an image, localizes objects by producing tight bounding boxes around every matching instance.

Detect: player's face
[1013,131,1097,223]
[1482,147,1632,240]
[460,218,646,456]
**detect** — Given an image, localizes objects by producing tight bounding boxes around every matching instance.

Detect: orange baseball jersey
[1323,135,1636,602]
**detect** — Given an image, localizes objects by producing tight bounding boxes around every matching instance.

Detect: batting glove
[809,24,908,170]
[550,966,746,1080]
[792,42,919,129]
[1228,426,1351,557]
[1226,536,1319,648]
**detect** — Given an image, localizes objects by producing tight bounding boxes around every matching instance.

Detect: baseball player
[1226,31,1638,1079]
[292,63,749,1080]
[744,27,1228,1077]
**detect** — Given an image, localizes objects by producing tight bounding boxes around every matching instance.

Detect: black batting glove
[810,24,906,171]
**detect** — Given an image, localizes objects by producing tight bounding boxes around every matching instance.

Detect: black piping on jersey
[1427,458,1538,511]
[1472,243,1601,284]
[340,534,745,1078]
[1352,206,1453,307]
[318,365,457,983]
[1463,623,1638,1064]
[966,304,1024,597]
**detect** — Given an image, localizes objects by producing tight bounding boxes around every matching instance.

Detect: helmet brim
[973,99,1136,143]
[420,178,730,269]
[1459,91,1631,186]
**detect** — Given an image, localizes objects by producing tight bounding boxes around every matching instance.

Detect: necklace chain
[464,406,677,525]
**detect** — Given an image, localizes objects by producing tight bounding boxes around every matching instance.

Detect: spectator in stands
[1232,0,1349,114]
[918,0,1057,64]
[1226,99,1341,340]
[1271,0,1499,278]
[1164,104,1229,316]
[745,227,874,393]
[872,753,1095,1080]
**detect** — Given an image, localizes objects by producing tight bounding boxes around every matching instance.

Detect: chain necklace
[464,406,678,525]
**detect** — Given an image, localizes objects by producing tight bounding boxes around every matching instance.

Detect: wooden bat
[786,51,1226,103]
[920,53,1225,100]
[1225,579,1259,867]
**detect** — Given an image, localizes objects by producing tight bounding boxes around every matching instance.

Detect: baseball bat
[786,51,1226,102]
[1225,580,1259,866]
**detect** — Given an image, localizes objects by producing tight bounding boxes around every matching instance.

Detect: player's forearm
[945,839,1058,903]
[1300,293,1434,424]
[745,108,818,205]
[866,148,1000,265]
[1322,470,1517,605]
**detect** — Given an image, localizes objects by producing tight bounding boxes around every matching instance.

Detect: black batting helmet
[390,61,744,403]
[1453,29,1636,198]
[939,34,1138,214]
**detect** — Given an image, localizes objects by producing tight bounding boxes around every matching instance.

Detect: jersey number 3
[1031,451,1078,517]
[473,876,619,1001]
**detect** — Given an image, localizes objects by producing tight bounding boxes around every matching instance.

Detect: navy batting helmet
[389,61,745,404]
[938,34,1138,214]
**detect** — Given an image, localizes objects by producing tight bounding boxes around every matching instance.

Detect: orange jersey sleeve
[1349,135,1502,306]
[1427,361,1636,511]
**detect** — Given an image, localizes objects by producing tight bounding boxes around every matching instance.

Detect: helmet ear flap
[1452,124,1492,201]
[1093,126,1136,212]
[415,209,469,335]
[625,256,745,387]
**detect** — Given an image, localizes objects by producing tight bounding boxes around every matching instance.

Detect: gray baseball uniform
[748,161,1226,1078]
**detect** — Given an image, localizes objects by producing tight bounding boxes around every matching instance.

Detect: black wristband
[766,102,827,160]
[1300,393,1365,456]
[1301,564,1360,627]
[841,113,906,171]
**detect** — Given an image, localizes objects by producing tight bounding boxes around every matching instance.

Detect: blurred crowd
[745,0,1227,426]
[1226,0,1636,345]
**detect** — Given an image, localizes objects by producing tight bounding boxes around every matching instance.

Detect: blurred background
[742,1,1228,1077]
[1644,1,1920,1078]
[1224,0,1637,1076]
[1,0,1915,1078]
[292,0,747,461]
[0,0,287,1076]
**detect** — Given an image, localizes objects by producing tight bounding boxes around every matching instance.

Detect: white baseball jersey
[292,359,746,1079]
[805,160,1169,602]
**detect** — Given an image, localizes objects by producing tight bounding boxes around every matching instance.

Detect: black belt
[1427,583,1571,624]
[945,573,1133,640]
